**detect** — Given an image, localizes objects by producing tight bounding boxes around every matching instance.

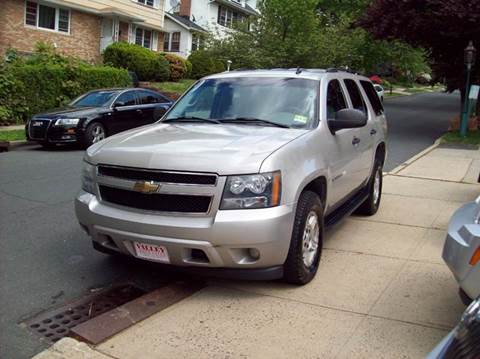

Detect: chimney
[179,0,192,18]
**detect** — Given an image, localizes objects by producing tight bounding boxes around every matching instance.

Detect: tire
[283,191,324,285]
[83,122,106,148]
[356,159,383,216]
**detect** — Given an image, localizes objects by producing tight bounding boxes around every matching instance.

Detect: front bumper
[75,191,295,276]
[442,202,480,300]
[27,119,85,144]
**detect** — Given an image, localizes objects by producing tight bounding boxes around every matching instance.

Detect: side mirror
[328,108,367,133]
[113,101,125,109]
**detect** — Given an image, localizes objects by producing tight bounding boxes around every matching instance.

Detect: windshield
[165,77,318,128]
[71,90,118,108]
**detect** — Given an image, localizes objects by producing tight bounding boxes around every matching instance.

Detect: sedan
[443,195,480,305]
[26,88,174,148]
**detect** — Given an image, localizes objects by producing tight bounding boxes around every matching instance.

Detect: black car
[26,88,174,148]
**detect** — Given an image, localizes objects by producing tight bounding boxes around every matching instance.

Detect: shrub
[0,59,131,124]
[188,50,225,79]
[185,60,193,78]
[163,53,188,81]
[103,42,170,81]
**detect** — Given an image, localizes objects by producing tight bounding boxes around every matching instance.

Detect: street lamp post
[460,41,476,137]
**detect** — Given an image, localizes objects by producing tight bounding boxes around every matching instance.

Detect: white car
[374,84,384,102]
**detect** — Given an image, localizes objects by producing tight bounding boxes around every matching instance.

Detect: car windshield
[70,91,118,108]
[164,77,318,128]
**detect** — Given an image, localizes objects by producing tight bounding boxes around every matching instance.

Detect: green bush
[185,60,193,78]
[187,50,225,79]
[0,59,131,124]
[103,42,170,81]
[163,53,188,82]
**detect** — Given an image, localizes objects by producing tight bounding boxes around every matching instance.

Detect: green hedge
[103,42,170,81]
[187,50,225,79]
[0,62,131,124]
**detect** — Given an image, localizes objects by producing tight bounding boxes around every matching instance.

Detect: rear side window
[361,80,384,116]
[115,91,137,106]
[138,91,171,105]
[326,80,347,120]
[344,79,366,114]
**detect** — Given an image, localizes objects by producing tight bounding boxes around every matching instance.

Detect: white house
[163,0,258,58]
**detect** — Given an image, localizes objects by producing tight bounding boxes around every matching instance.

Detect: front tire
[356,159,383,215]
[283,191,324,285]
[83,122,106,148]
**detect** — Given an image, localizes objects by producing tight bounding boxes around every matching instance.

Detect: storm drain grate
[23,284,146,344]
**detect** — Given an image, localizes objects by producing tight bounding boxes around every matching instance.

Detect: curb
[388,138,441,175]
[0,140,33,152]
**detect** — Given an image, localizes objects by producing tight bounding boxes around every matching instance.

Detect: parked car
[443,195,480,304]
[427,297,480,359]
[26,88,174,148]
[374,84,385,102]
[75,69,387,284]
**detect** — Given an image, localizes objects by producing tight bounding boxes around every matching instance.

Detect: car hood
[34,106,102,119]
[87,124,309,175]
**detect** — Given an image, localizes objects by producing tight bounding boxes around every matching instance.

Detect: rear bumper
[442,202,480,300]
[75,191,295,276]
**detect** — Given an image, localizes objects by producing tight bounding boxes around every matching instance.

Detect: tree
[359,0,480,92]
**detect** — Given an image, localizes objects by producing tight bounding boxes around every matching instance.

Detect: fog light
[249,248,260,260]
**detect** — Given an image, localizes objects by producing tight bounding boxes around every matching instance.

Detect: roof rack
[326,67,361,75]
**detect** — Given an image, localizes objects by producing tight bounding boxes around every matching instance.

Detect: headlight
[54,118,80,126]
[220,171,281,210]
[81,161,96,194]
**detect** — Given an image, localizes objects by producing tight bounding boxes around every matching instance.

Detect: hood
[34,106,102,119]
[87,123,308,175]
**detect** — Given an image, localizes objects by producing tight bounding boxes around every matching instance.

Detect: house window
[164,32,180,52]
[217,6,246,28]
[136,0,154,7]
[25,1,70,33]
[135,28,153,49]
[191,34,201,51]
[171,32,180,52]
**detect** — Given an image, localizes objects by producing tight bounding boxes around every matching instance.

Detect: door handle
[352,136,361,146]
[370,129,377,136]
[136,109,142,113]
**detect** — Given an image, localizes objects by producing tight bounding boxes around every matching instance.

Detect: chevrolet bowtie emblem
[133,181,160,194]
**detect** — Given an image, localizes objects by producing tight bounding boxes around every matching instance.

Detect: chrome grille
[28,119,51,140]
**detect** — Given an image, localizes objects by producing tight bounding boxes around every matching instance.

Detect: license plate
[32,121,43,127]
[133,242,170,263]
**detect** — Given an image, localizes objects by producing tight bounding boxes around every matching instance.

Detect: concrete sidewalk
[34,143,480,359]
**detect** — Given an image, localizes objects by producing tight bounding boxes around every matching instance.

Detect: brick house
[0,0,168,63]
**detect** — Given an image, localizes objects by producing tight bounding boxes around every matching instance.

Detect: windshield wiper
[163,116,221,124]
[219,117,290,128]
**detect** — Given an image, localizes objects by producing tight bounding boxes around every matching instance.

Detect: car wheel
[84,122,106,148]
[283,191,324,285]
[356,159,383,216]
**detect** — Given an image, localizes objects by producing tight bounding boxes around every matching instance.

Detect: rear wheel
[83,122,106,148]
[283,191,324,285]
[356,159,383,215]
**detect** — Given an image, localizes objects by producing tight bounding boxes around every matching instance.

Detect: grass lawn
[0,129,26,142]
[440,131,480,145]
[152,79,195,95]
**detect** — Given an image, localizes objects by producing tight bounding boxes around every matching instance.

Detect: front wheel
[283,191,324,285]
[356,160,383,215]
[83,122,106,148]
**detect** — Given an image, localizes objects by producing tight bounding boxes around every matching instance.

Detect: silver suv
[76,69,387,285]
